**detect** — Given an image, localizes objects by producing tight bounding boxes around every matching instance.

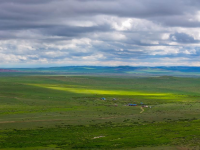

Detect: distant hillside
[7,66,200,77]
[0,69,19,72]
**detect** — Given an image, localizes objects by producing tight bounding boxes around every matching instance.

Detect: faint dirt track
[140,107,144,113]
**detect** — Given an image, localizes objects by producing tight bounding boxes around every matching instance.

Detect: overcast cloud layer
[1,0,200,67]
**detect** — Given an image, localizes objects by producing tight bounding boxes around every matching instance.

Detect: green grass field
[1,75,200,149]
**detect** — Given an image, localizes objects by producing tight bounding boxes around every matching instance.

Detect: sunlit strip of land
[27,84,178,99]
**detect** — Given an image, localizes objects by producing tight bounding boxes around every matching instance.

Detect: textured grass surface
[1,75,200,149]
[1,120,200,149]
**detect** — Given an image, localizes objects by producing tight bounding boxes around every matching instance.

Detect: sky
[1,0,200,68]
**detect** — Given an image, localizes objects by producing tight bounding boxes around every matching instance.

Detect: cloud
[170,32,199,43]
[0,0,200,67]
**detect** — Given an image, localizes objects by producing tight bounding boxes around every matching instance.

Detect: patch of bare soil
[99,117,117,119]
[93,136,105,139]
[140,107,144,113]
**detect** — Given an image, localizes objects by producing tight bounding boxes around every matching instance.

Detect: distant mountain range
[0,69,19,72]
[1,66,200,76]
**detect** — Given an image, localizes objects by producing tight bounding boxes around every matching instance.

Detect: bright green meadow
[1,75,200,149]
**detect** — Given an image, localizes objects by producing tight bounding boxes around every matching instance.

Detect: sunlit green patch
[27,84,180,100]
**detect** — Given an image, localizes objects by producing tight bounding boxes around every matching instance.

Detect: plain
[1,75,200,149]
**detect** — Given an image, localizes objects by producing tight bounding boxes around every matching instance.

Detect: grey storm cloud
[170,33,199,43]
[42,24,113,37]
[0,0,199,29]
[0,0,200,67]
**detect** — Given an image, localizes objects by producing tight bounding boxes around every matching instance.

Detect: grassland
[1,75,200,149]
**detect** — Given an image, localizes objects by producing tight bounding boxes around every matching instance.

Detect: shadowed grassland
[1,75,200,149]
[1,120,200,149]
